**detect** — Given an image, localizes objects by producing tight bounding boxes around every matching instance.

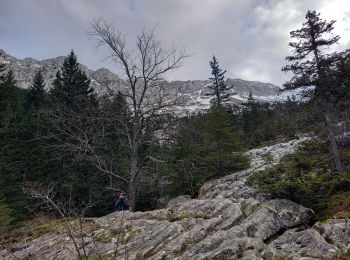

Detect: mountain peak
[1,49,285,112]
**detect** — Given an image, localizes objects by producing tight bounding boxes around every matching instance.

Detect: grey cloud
[0,0,349,86]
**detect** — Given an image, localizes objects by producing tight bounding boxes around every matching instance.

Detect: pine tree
[207,56,233,106]
[203,106,246,175]
[2,70,16,86]
[164,108,249,197]
[45,51,106,214]
[241,94,264,147]
[52,70,63,99]
[0,62,6,83]
[0,69,29,223]
[26,70,46,110]
[0,193,13,234]
[0,70,17,112]
[282,10,340,91]
[50,50,95,109]
[0,51,7,83]
[0,62,7,110]
[282,10,344,172]
[247,91,255,104]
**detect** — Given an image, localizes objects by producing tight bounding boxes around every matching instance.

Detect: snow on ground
[261,87,314,103]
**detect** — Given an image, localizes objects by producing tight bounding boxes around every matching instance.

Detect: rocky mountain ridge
[0,49,285,113]
[1,137,349,259]
[0,49,123,94]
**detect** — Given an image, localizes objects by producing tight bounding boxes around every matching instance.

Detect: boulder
[166,195,191,208]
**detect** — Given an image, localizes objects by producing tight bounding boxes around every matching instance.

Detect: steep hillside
[0,49,285,114]
[1,138,349,259]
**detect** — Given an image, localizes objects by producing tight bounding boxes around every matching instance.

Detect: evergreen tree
[0,61,6,83]
[0,70,29,223]
[52,70,63,99]
[164,107,249,198]
[325,52,350,111]
[2,70,16,86]
[202,106,246,176]
[45,51,111,216]
[241,97,265,147]
[282,10,340,92]
[50,50,95,109]
[113,91,130,123]
[0,70,17,112]
[207,56,233,106]
[282,10,344,172]
[247,91,254,103]
[26,70,46,110]
[242,91,258,111]
[0,192,13,234]
[0,61,7,110]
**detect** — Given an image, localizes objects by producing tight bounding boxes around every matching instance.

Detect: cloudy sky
[1,0,350,86]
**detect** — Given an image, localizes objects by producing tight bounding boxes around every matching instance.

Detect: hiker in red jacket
[115,192,129,211]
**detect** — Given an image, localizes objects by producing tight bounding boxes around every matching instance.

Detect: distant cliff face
[0,49,282,113]
[166,79,281,113]
[0,49,123,94]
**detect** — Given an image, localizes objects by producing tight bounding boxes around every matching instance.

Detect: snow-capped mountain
[0,49,298,113]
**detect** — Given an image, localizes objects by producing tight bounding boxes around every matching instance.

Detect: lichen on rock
[1,138,349,259]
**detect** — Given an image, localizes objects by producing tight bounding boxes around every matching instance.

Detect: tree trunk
[216,87,220,106]
[128,151,138,212]
[128,177,137,212]
[325,111,343,172]
[314,49,343,172]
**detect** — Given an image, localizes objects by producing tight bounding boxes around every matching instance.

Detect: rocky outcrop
[166,195,191,208]
[1,137,349,259]
[0,48,123,95]
[262,218,350,259]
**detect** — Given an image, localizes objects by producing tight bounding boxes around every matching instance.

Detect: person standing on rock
[115,192,129,211]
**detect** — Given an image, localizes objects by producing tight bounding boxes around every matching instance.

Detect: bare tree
[88,18,188,211]
[19,181,128,260]
[44,97,130,193]
[21,182,97,259]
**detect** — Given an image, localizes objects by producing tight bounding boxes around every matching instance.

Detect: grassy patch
[327,192,350,218]
[3,217,64,244]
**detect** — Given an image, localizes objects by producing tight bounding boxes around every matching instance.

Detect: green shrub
[327,192,350,218]
[248,140,350,219]
[0,196,13,235]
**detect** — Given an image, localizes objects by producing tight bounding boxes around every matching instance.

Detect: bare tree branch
[88,18,188,210]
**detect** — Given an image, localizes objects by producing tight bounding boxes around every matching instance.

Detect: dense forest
[0,10,349,237]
